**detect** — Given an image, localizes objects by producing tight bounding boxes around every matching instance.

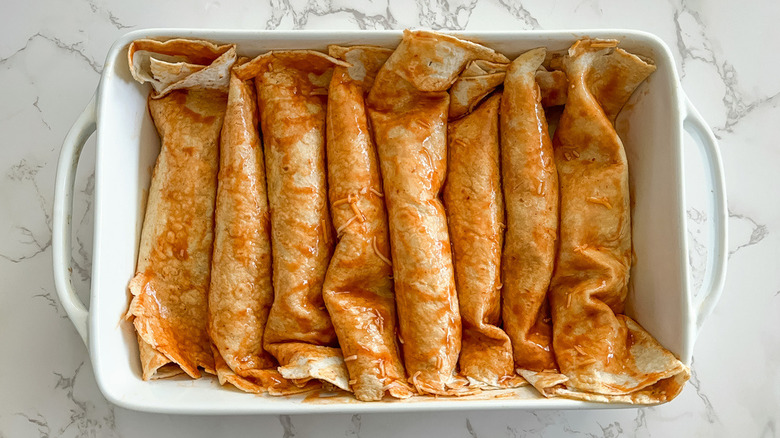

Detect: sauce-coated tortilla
[323,45,413,401]
[367,30,509,395]
[234,51,351,391]
[126,39,236,380]
[537,39,689,403]
[445,92,524,388]
[209,61,312,395]
[499,48,559,377]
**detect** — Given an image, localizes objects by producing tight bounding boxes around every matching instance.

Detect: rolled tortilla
[448,59,507,119]
[542,39,689,403]
[367,30,509,395]
[444,92,523,388]
[208,61,313,396]
[499,48,559,378]
[126,39,236,380]
[322,45,413,401]
[536,67,568,107]
[234,51,351,391]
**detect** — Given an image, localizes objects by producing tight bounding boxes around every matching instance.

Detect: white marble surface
[1,0,778,436]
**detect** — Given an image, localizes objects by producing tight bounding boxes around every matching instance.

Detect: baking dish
[52,29,727,414]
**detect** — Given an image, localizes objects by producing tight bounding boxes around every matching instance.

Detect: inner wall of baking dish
[89,30,690,412]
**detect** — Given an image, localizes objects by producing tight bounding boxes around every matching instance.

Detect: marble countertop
[2,0,777,436]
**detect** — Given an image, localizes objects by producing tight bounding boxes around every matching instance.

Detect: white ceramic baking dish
[52,29,727,414]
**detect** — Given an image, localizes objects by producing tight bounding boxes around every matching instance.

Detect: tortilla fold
[536,39,689,403]
[126,38,236,380]
[367,30,508,395]
[235,51,351,391]
[323,45,414,401]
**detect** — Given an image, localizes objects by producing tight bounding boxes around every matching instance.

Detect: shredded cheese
[350,200,366,222]
[336,214,359,236]
[344,355,358,362]
[369,187,384,198]
[586,196,612,209]
[373,309,385,332]
[573,244,590,254]
[574,345,587,356]
[421,148,434,167]
[372,236,392,266]
[332,197,351,208]
[590,41,616,48]
[451,138,467,148]
[321,219,329,245]
[410,371,423,394]
[417,119,433,130]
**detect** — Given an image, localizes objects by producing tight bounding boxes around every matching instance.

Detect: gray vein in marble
[563,424,587,436]
[51,363,119,437]
[266,0,398,30]
[279,415,295,438]
[417,0,478,30]
[594,422,623,438]
[86,0,134,30]
[1,159,52,264]
[70,235,92,282]
[672,3,779,136]
[494,0,541,29]
[0,33,101,73]
[466,418,478,438]
[689,358,717,424]
[79,171,95,227]
[632,408,649,436]
[33,287,68,319]
[32,97,52,131]
[346,414,361,437]
[728,208,768,258]
[574,0,603,15]
[16,412,51,438]
[71,170,95,284]
[687,207,707,292]
[0,226,51,264]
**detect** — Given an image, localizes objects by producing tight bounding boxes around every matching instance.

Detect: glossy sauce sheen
[235,51,349,390]
[129,87,226,379]
[548,39,687,400]
[367,30,508,394]
[209,66,304,394]
[322,46,412,401]
[444,93,517,386]
[499,48,559,374]
[125,34,690,405]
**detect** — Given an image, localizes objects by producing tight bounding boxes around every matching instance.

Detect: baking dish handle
[53,93,97,347]
[682,95,728,332]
